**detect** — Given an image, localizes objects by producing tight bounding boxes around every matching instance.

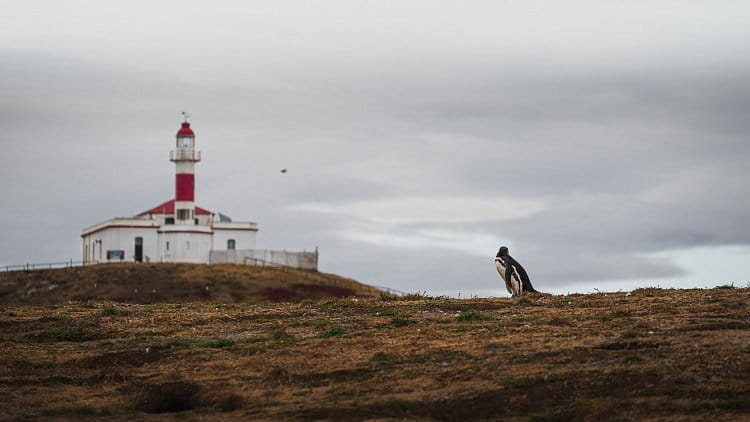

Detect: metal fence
[371,285,406,296]
[1,260,88,272]
[210,249,318,271]
[1,252,318,273]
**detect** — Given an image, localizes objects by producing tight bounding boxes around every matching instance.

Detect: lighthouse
[80,115,317,270]
[170,115,201,224]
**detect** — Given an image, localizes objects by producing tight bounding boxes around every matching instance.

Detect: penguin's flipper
[505,266,515,286]
[510,274,523,297]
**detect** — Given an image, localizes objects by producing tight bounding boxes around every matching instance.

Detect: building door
[135,237,143,262]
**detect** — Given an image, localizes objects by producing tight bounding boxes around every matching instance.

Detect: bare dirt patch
[75,349,168,369]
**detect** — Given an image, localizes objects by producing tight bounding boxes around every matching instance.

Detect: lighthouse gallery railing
[169,150,201,161]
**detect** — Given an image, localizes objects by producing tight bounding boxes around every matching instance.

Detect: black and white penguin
[494,246,538,296]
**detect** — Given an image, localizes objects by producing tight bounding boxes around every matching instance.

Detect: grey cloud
[1,3,749,293]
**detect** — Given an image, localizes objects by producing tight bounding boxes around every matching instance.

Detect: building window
[227,239,236,250]
[165,217,175,225]
[166,241,170,251]
[194,218,199,225]
[107,250,125,260]
[177,209,191,220]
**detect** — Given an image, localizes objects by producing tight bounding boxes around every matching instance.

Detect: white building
[81,118,316,269]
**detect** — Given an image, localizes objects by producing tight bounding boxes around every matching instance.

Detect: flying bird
[280,169,287,173]
[495,246,538,297]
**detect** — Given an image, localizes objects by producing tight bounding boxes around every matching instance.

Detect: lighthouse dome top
[177,122,195,137]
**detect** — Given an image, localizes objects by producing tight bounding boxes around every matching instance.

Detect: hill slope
[1,287,749,420]
[0,263,382,305]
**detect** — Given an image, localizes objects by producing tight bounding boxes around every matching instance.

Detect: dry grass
[1,287,750,420]
[0,263,381,305]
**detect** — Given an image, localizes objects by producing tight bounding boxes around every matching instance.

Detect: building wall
[158,231,213,263]
[82,227,159,263]
[82,219,262,265]
[212,229,257,251]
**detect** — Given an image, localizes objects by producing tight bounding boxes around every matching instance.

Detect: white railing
[209,249,319,271]
[169,150,201,161]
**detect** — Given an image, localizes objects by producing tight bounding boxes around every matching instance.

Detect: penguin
[495,246,538,296]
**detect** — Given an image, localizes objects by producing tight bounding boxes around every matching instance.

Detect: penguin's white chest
[495,258,522,296]
[495,260,508,278]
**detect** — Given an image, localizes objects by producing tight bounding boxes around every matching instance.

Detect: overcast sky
[2,1,749,296]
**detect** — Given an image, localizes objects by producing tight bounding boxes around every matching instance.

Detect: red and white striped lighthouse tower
[170,113,201,224]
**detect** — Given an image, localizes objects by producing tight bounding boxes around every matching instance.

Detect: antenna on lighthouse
[181,111,191,123]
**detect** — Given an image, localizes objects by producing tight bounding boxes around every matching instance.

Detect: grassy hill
[0,263,382,305]
[2,287,749,420]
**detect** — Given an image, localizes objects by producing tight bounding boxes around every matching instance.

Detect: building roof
[81,218,161,237]
[177,122,195,137]
[137,199,212,216]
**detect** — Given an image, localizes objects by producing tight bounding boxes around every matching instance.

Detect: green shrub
[101,307,129,317]
[456,311,490,322]
[383,397,415,410]
[484,342,509,351]
[164,338,194,349]
[516,296,534,305]
[390,317,417,327]
[619,330,642,339]
[317,327,346,338]
[379,308,412,317]
[54,327,85,342]
[270,327,293,341]
[401,291,432,300]
[199,339,235,349]
[370,351,396,362]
